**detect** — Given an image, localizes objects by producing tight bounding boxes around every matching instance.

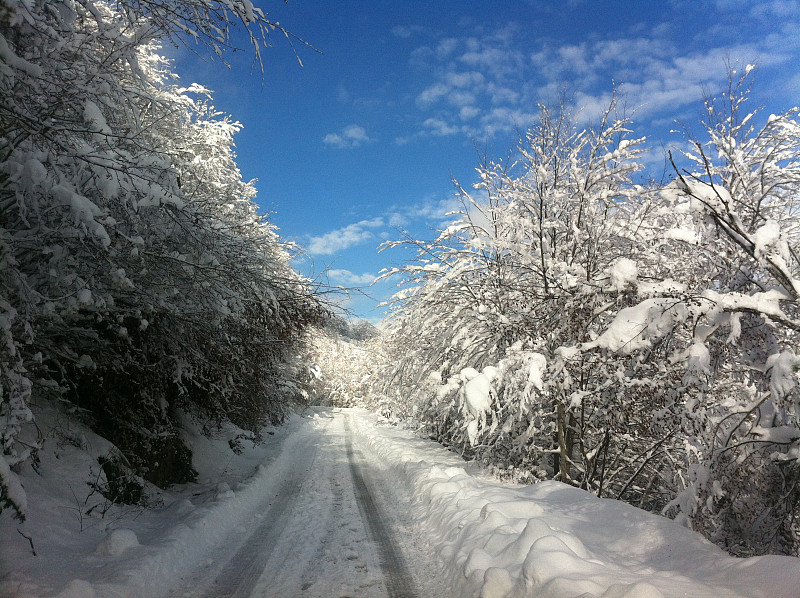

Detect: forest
[2,0,800,561]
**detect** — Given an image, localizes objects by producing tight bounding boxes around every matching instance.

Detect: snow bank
[0,401,297,598]
[95,529,139,556]
[349,409,800,598]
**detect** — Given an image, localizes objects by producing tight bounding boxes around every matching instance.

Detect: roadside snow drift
[0,402,304,598]
[349,409,800,598]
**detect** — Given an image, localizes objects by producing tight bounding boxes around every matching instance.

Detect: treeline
[371,77,800,556]
[0,0,324,519]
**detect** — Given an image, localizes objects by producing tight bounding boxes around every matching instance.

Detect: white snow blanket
[2,406,799,598]
[350,409,800,598]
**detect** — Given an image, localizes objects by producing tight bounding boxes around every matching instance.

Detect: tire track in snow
[206,464,310,598]
[169,411,420,598]
[344,415,418,598]
[168,422,323,598]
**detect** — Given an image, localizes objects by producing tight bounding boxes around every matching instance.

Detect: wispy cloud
[402,7,799,143]
[417,83,451,107]
[391,24,426,39]
[384,194,465,230]
[323,124,372,148]
[307,218,384,255]
[423,118,460,136]
[327,269,378,286]
[747,0,800,19]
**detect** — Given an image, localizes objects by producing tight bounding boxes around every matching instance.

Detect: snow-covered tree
[584,69,800,554]
[0,0,323,520]
[378,74,800,555]
[376,98,685,493]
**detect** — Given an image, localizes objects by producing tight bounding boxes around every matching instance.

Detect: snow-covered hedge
[0,0,323,520]
[377,78,800,556]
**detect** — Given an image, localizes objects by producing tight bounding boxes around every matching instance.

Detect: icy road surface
[167,411,430,598]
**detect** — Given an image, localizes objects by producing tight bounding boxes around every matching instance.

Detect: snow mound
[350,409,800,598]
[215,482,235,499]
[95,528,139,556]
[0,400,288,598]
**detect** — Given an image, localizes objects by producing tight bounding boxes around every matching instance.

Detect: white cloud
[530,37,669,84]
[447,90,476,108]
[417,72,485,109]
[404,18,800,144]
[391,25,425,38]
[460,46,524,76]
[336,83,350,104]
[388,212,408,227]
[406,194,463,224]
[783,70,800,97]
[307,218,384,254]
[423,118,461,136]
[488,84,520,105]
[409,45,434,67]
[327,269,378,286]
[405,29,544,141]
[323,124,372,148]
[459,106,481,121]
[572,91,616,125]
[394,134,415,146]
[392,25,412,38]
[557,43,590,74]
[445,71,485,88]
[593,38,669,69]
[532,41,776,123]
[748,0,800,19]
[417,83,450,107]
[479,107,538,135]
[437,37,459,58]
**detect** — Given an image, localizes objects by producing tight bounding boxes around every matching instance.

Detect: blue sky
[173,0,800,323]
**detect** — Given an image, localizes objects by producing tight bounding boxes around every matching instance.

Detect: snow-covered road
[1,406,447,598]
[167,410,425,598]
[3,406,800,598]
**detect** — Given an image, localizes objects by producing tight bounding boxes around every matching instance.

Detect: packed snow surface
[2,405,799,597]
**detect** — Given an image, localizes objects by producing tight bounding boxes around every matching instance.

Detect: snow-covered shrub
[376,97,686,496]
[378,74,800,555]
[640,71,800,555]
[0,0,322,519]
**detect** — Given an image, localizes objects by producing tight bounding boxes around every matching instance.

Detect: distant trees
[1,0,323,520]
[305,316,381,408]
[377,75,800,555]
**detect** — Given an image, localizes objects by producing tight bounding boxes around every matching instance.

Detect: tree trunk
[557,402,572,483]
